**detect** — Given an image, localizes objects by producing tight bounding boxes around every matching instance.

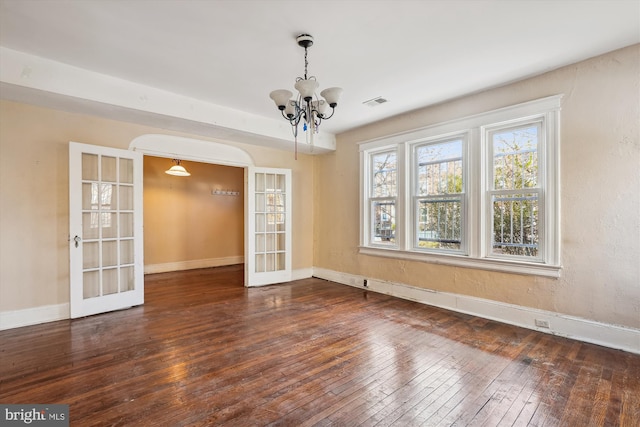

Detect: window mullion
[397,143,407,251]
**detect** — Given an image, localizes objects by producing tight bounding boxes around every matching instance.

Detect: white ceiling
[1,0,639,143]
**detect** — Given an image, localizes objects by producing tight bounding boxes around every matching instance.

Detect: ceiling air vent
[362,96,388,107]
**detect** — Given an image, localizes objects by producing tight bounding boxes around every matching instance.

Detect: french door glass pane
[255,193,265,211]
[102,269,118,295]
[80,150,138,302]
[255,173,265,192]
[255,214,265,232]
[120,266,134,292]
[120,213,133,237]
[255,234,265,252]
[119,158,134,184]
[101,156,117,182]
[82,183,96,210]
[121,240,134,264]
[102,213,118,238]
[266,233,276,251]
[83,271,100,298]
[102,240,117,267]
[82,212,99,239]
[266,253,276,272]
[119,186,133,210]
[255,254,265,272]
[83,242,99,269]
[100,184,115,209]
[82,154,98,181]
[265,174,275,191]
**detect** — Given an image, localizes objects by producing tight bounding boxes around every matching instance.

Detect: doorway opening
[142,156,245,280]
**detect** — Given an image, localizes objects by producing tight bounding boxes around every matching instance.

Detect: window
[488,123,541,260]
[360,96,561,277]
[369,150,397,246]
[414,137,465,252]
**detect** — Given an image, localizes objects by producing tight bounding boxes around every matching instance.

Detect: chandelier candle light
[269,34,343,158]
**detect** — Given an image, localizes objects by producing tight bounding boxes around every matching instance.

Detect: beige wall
[315,44,640,329]
[0,102,314,312]
[1,45,638,332]
[143,156,244,267]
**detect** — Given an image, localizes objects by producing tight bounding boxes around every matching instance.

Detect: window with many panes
[360,96,561,277]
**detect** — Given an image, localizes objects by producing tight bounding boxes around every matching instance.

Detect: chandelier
[269,34,342,157]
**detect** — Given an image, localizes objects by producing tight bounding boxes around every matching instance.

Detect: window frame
[410,134,468,255]
[363,146,402,249]
[359,95,562,278]
[485,119,544,263]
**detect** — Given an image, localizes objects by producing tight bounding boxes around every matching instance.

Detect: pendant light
[165,159,191,176]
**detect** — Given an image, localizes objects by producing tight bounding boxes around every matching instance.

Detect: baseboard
[144,256,244,274]
[312,267,640,355]
[6,267,637,355]
[0,303,69,331]
[292,268,313,281]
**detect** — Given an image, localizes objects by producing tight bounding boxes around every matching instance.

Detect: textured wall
[0,102,314,312]
[315,45,640,329]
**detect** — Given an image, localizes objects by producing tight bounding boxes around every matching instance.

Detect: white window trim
[359,95,562,278]
[409,132,469,255]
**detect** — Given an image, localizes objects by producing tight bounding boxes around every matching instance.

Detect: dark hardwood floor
[1,265,639,426]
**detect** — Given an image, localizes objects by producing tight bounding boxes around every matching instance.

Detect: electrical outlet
[363,279,368,287]
[535,319,550,329]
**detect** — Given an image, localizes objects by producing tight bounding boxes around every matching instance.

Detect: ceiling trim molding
[130,134,255,167]
[0,47,336,154]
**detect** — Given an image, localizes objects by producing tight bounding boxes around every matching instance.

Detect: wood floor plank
[1,265,639,426]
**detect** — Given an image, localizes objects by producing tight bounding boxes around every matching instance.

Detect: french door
[246,167,292,286]
[69,142,144,318]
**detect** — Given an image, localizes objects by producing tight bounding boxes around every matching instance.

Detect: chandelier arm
[319,107,337,120]
[280,105,305,125]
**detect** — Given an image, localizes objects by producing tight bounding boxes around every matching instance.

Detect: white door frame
[130,134,291,287]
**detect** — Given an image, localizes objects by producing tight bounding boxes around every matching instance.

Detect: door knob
[73,235,82,248]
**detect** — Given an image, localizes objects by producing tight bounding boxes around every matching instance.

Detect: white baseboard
[0,303,69,331]
[5,267,637,355]
[144,256,244,274]
[292,268,313,281]
[312,267,640,355]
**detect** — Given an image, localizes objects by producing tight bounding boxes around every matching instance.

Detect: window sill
[359,246,561,278]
